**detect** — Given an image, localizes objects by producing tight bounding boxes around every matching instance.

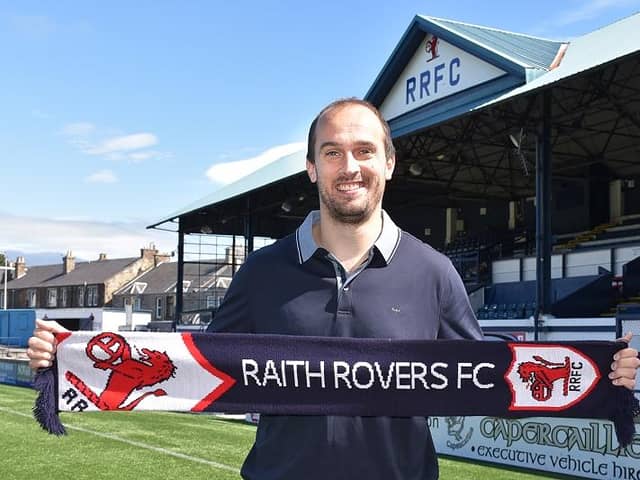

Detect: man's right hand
[27,319,69,370]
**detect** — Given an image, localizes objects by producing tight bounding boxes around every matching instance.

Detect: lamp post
[1,254,9,309]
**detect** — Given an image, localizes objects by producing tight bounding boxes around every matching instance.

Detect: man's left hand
[610,332,640,389]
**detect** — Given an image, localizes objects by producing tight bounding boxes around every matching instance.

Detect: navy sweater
[208,229,482,480]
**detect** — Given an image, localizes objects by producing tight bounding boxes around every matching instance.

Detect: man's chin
[328,207,372,225]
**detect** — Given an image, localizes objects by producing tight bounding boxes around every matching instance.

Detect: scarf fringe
[33,367,66,436]
[612,387,639,449]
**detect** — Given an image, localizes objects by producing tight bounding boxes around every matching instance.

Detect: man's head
[306,98,395,164]
[306,99,396,225]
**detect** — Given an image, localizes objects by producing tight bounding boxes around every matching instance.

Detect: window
[156,297,163,319]
[87,285,98,306]
[77,286,85,307]
[0,290,4,308]
[134,297,142,311]
[27,289,37,308]
[60,287,68,307]
[47,288,57,307]
[166,296,175,320]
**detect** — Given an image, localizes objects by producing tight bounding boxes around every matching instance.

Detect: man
[29,99,640,479]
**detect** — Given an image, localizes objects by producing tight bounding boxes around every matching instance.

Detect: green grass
[0,384,562,479]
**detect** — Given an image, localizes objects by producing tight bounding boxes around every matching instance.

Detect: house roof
[6,257,138,289]
[113,261,233,296]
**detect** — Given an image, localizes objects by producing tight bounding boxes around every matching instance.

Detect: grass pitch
[0,384,561,479]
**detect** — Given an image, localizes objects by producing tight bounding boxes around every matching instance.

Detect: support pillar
[174,220,185,331]
[535,90,553,340]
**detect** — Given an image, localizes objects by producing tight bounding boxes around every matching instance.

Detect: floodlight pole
[534,89,553,341]
[1,253,9,310]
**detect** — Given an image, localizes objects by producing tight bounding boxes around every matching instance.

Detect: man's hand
[27,319,69,370]
[610,332,640,389]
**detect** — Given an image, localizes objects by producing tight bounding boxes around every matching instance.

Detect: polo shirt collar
[295,210,401,265]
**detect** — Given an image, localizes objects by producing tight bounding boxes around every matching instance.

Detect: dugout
[150,14,640,329]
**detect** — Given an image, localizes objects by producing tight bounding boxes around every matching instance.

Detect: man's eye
[326,150,341,157]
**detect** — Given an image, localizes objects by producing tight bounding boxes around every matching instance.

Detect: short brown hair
[306,98,395,163]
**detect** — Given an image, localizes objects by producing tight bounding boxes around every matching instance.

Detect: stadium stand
[476,272,613,319]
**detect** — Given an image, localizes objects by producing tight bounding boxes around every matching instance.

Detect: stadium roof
[149,149,306,230]
[149,13,640,238]
[472,12,640,111]
[420,16,564,70]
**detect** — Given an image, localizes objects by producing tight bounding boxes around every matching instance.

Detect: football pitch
[0,384,562,479]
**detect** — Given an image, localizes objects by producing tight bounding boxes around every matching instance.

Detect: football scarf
[33,331,639,448]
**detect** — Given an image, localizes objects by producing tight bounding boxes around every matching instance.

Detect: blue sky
[2,0,639,262]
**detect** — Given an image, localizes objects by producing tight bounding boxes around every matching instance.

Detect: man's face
[306,104,395,224]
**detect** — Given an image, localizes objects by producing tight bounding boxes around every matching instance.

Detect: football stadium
[2,10,640,480]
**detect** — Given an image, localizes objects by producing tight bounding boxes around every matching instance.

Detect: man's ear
[306,159,317,183]
[385,154,396,181]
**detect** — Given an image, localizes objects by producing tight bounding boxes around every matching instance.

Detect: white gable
[380,33,507,120]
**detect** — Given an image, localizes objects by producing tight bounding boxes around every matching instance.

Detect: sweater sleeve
[437,261,483,340]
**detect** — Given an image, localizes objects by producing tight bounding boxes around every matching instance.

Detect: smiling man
[204,99,485,479]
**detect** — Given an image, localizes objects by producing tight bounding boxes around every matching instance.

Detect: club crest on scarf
[63,332,177,411]
[505,344,601,411]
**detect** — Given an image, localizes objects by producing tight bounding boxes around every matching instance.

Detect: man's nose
[343,151,360,174]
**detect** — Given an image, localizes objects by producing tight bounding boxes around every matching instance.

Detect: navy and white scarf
[34,331,639,448]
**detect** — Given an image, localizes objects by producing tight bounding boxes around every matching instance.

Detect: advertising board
[431,416,640,479]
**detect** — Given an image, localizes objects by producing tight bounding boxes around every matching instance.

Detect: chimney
[98,253,107,261]
[140,242,158,261]
[14,256,26,279]
[154,252,171,267]
[63,250,75,274]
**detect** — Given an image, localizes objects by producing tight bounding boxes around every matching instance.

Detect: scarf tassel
[33,367,66,436]
[612,387,639,449]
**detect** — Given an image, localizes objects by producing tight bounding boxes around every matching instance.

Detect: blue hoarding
[0,309,36,347]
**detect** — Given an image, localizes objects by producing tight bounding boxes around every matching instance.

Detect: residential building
[112,246,241,327]
[3,246,170,330]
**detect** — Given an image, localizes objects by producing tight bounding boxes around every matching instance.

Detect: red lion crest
[517,355,570,402]
[65,332,176,410]
[425,34,439,62]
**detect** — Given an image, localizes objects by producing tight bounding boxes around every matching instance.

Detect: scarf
[33,331,639,448]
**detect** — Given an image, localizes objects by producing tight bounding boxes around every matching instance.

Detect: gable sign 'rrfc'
[380,33,507,120]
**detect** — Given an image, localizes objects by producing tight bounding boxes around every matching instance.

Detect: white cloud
[85,169,117,183]
[127,151,156,162]
[206,142,305,185]
[62,122,96,136]
[61,123,164,162]
[0,212,176,261]
[85,133,158,155]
